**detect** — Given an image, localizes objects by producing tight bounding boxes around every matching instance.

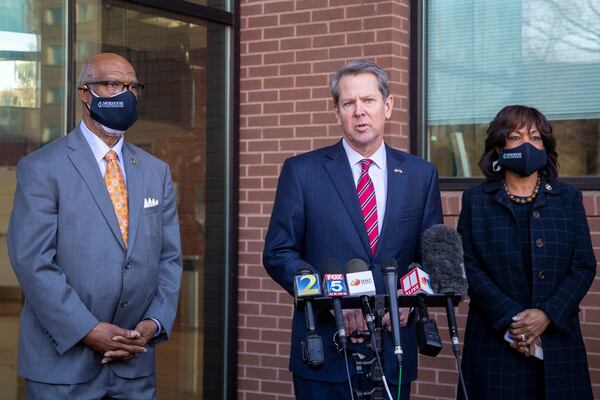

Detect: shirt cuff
[149,318,163,337]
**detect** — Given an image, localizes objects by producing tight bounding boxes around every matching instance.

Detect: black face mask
[496,142,548,177]
[87,89,138,132]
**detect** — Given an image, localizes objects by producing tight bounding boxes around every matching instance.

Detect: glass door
[0,1,232,399]
[0,1,67,396]
[75,1,232,398]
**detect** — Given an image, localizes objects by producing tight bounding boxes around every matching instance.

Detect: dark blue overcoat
[457,178,595,400]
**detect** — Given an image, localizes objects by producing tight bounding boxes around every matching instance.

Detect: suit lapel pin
[394,168,403,174]
[545,183,552,191]
[131,158,137,166]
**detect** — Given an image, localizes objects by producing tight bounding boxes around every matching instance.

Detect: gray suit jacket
[7,126,182,384]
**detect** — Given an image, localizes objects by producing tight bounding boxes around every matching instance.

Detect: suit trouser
[25,365,156,400]
[293,374,411,400]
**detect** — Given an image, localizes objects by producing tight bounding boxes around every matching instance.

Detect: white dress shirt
[80,121,126,183]
[342,138,387,232]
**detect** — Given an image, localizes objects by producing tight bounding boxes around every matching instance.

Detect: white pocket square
[144,198,159,208]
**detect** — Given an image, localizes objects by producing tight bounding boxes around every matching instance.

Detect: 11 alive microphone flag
[294,273,322,298]
[323,274,348,296]
[400,264,434,295]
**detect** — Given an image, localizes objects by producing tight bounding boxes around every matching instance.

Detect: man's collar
[342,138,386,171]
[80,120,124,163]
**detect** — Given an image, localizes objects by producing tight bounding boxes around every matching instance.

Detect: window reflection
[76,2,230,398]
[428,120,600,177]
[187,0,230,12]
[427,0,600,177]
[0,1,231,399]
[0,61,38,108]
[0,1,67,397]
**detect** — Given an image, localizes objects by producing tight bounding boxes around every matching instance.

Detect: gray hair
[329,59,390,107]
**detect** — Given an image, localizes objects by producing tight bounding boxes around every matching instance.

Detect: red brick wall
[237,1,600,399]
[580,194,600,399]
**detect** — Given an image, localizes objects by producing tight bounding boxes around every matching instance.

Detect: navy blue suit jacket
[263,140,443,383]
[458,178,595,399]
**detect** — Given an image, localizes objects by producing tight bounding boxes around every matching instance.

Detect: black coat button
[125,264,132,270]
[532,210,540,219]
[538,271,546,280]
[535,239,544,247]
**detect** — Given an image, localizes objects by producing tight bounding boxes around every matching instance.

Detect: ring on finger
[520,334,527,342]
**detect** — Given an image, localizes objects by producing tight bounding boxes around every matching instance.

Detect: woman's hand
[509,308,550,347]
[512,335,541,358]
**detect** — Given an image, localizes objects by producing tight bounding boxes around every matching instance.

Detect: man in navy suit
[263,59,443,399]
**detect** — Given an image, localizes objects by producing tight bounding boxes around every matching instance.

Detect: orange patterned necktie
[104,150,128,247]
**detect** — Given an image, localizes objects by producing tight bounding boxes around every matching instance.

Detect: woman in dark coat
[457,105,595,400]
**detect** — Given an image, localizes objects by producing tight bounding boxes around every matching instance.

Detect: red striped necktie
[357,159,378,256]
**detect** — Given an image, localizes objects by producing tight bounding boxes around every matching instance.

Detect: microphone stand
[352,295,387,400]
[298,294,465,399]
[443,293,469,400]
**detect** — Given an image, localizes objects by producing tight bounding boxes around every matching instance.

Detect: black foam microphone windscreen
[421,224,467,297]
[421,224,467,359]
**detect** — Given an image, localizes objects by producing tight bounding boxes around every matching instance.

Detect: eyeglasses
[84,80,144,96]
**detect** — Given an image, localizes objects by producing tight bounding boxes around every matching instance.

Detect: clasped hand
[508,308,550,357]
[336,308,410,344]
[82,320,158,364]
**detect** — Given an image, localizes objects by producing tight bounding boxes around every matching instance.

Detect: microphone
[400,264,442,357]
[320,258,349,349]
[399,263,434,295]
[415,295,443,357]
[346,259,376,296]
[293,264,324,369]
[346,259,376,332]
[421,224,468,358]
[381,258,403,367]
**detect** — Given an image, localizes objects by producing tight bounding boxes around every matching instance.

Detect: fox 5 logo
[324,274,348,296]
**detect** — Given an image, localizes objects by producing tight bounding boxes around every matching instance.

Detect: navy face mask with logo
[87,89,138,131]
[497,142,548,177]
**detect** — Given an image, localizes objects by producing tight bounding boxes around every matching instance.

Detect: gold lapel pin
[394,168,403,174]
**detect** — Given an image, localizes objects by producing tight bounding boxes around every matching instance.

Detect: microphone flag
[400,266,434,295]
[346,270,376,297]
[294,273,322,298]
[323,274,348,296]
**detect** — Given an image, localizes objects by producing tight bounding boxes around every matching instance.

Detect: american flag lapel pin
[394,168,403,174]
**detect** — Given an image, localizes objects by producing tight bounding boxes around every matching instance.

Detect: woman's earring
[492,160,502,172]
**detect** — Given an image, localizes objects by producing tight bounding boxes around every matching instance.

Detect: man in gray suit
[7,53,182,399]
